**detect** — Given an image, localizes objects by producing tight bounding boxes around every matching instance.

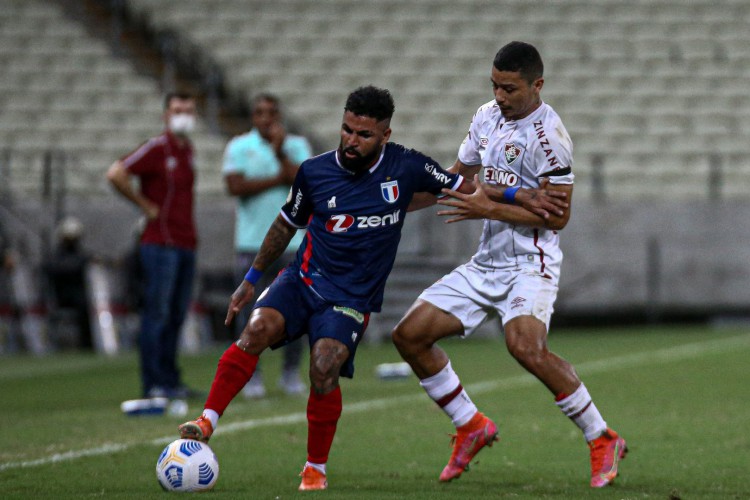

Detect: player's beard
[338,145,380,174]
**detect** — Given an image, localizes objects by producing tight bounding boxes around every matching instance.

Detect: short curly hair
[344,86,395,122]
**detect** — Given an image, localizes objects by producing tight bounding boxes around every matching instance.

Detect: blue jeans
[139,244,195,397]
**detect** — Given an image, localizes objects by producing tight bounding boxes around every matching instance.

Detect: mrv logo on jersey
[325,209,401,233]
[423,163,452,185]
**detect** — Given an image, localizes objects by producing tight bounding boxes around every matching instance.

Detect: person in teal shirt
[222,93,312,397]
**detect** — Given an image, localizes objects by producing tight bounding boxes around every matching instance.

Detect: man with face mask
[107,92,199,400]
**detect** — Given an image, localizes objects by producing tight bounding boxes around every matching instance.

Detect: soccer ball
[156,439,219,492]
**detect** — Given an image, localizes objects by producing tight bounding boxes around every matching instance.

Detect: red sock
[204,343,259,416]
[306,386,342,464]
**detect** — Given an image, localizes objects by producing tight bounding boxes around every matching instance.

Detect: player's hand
[225,280,256,326]
[515,179,568,220]
[437,176,494,223]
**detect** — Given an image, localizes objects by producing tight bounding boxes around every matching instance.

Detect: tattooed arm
[225,215,297,325]
[251,215,297,272]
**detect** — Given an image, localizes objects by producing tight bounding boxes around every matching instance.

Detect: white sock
[306,461,326,475]
[202,409,220,430]
[420,361,477,427]
[555,383,607,442]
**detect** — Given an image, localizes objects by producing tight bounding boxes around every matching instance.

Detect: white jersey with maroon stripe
[457,100,574,283]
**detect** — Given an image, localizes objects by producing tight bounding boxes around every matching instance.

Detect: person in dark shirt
[44,217,91,348]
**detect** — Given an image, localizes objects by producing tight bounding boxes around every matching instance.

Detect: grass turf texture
[2,325,749,499]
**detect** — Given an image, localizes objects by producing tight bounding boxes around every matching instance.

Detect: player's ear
[533,77,544,93]
[382,127,392,144]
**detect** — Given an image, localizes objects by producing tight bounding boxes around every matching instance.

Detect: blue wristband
[503,186,520,204]
[244,267,263,285]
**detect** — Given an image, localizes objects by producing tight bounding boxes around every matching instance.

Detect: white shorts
[418,262,558,336]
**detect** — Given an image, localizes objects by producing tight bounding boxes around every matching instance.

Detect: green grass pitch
[2,325,749,499]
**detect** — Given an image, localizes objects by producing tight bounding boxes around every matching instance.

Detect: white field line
[2,333,748,472]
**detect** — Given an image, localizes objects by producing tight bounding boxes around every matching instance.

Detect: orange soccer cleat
[439,412,499,482]
[178,415,214,443]
[298,464,328,491]
[589,428,628,487]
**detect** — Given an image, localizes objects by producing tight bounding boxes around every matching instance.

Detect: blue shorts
[254,267,370,378]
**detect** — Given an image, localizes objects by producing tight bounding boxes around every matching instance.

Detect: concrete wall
[5,197,749,316]
[399,200,750,315]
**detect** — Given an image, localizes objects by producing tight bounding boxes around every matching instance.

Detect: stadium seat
[3,0,748,200]
[1,0,227,197]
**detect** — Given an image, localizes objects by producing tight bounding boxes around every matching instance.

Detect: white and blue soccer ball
[156,439,219,492]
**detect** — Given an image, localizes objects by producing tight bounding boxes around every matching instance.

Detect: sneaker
[178,415,213,443]
[589,428,627,488]
[242,374,267,399]
[439,412,499,482]
[121,397,168,416]
[298,464,328,491]
[279,369,306,395]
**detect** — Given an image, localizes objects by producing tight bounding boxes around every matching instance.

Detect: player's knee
[309,338,348,392]
[391,321,421,353]
[237,313,283,353]
[308,357,340,393]
[390,322,408,348]
[392,319,443,357]
[506,336,547,368]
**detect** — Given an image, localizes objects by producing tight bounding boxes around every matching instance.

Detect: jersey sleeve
[414,154,464,195]
[530,120,575,185]
[457,107,484,166]
[121,138,161,176]
[280,163,313,228]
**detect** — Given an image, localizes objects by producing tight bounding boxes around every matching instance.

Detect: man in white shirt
[392,41,627,488]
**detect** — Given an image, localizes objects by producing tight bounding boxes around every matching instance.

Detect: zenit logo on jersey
[380,180,399,203]
[504,143,523,165]
[325,210,401,233]
[484,167,519,186]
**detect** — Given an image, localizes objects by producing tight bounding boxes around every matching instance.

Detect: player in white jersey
[392,42,627,488]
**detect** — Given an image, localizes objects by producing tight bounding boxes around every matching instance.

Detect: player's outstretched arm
[225,215,297,325]
[408,160,480,212]
[407,192,438,212]
[483,179,568,220]
[437,175,573,229]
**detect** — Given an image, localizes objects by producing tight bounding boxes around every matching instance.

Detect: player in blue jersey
[179,85,567,491]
